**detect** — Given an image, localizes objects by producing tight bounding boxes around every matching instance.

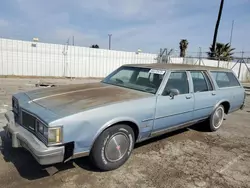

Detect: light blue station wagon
[4,63,246,171]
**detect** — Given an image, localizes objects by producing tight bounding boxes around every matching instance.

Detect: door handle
[186,95,192,99]
[212,92,216,96]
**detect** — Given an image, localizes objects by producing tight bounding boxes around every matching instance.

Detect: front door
[152,71,194,134]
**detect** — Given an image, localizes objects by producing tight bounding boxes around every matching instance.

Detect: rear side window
[210,71,240,88]
[190,71,213,92]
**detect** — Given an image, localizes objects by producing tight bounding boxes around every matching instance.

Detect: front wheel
[208,105,225,132]
[90,124,135,171]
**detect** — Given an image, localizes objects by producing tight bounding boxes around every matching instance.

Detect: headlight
[37,120,62,145]
[44,127,62,145]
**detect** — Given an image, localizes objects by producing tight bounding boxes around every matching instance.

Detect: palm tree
[207,42,235,61]
[179,39,189,57]
[211,0,225,56]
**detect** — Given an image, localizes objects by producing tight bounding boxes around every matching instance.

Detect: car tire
[208,105,225,132]
[90,124,135,171]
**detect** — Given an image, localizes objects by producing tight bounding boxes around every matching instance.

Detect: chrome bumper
[4,111,65,165]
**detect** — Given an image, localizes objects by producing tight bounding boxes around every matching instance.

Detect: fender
[90,117,140,148]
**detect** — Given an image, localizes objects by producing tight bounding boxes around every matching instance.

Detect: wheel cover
[104,132,130,162]
[212,107,224,128]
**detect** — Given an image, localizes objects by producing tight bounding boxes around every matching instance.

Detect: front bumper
[3,111,65,165]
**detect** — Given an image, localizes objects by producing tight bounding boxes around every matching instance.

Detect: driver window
[163,72,189,95]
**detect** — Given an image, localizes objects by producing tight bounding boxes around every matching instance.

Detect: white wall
[0,38,249,82]
[0,38,157,78]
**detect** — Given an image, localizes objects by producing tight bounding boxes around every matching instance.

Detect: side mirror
[169,89,180,99]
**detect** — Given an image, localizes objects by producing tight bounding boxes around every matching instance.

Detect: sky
[0,0,250,54]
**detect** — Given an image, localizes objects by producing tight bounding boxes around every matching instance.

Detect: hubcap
[104,133,130,162]
[213,107,224,128]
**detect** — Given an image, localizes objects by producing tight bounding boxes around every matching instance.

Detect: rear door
[188,70,217,120]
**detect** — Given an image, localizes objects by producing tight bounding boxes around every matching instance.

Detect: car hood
[25,82,151,116]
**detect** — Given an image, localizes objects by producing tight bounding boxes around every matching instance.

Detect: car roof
[122,63,231,71]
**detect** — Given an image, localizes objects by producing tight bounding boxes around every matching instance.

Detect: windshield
[102,66,166,94]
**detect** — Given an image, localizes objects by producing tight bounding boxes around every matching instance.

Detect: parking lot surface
[0,78,250,188]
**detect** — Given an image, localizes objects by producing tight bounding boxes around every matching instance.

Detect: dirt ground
[0,78,250,188]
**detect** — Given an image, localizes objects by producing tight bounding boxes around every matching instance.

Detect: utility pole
[238,51,244,79]
[212,0,225,55]
[229,20,234,45]
[108,34,112,50]
[198,47,202,66]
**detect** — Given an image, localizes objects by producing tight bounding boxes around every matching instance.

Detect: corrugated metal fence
[0,38,157,78]
[0,38,249,82]
[169,57,250,82]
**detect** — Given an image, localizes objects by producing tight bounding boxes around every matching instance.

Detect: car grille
[12,97,19,114]
[12,97,21,124]
[11,98,48,145]
[21,110,36,131]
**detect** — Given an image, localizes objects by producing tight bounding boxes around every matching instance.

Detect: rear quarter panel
[214,86,245,113]
[208,70,245,113]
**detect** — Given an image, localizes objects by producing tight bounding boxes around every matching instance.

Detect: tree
[179,39,189,57]
[211,0,224,56]
[207,42,235,61]
[90,44,99,48]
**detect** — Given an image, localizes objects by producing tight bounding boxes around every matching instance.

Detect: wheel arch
[220,101,230,114]
[213,100,230,114]
[90,118,140,149]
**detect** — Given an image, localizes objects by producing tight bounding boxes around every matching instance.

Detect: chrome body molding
[150,118,207,138]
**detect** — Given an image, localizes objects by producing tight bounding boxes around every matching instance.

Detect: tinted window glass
[111,69,134,83]
[227,72,241,86]
[163,72,189,95]
[203,72,213,91]
[102,66,165,94]
[190,71,213,92]
[210,71,240,88]
[137,71,149,79]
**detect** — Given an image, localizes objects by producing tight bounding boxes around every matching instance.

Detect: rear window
[210,71,241,88]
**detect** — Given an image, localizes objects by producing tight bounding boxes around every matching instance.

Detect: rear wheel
[208,105,225,131]
[90,124,135,171]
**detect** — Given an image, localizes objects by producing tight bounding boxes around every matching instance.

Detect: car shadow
[188,121,211,132]
[0,122,208,180]
[0,130,51,179]
[0,130,104,180]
